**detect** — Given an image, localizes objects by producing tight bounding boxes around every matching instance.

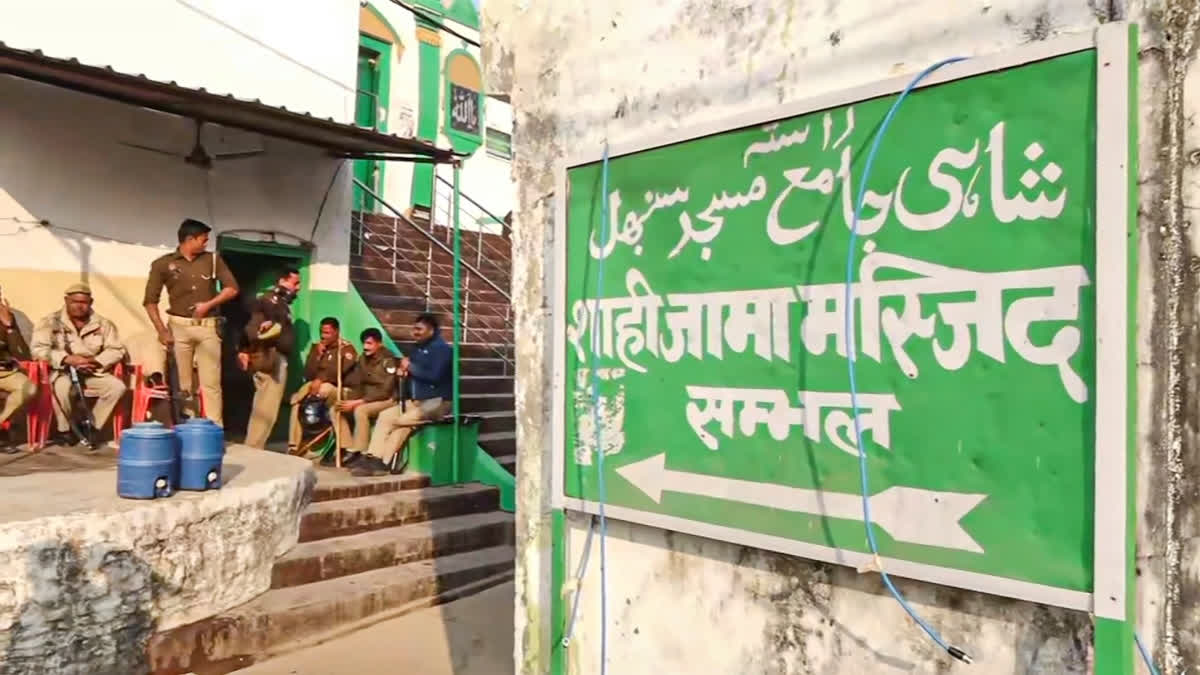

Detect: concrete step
[460,392,515,413]
[298,483,499,543]
[478,431,516,457]
[476,411,516,435]
[311,472,431,503]
[271,511,514,589]
[461,375,514,395]
[147,546,514,675]
[461,358,511,377]
[494,454,516,473]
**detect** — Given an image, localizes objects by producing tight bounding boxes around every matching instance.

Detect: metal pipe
[436,174,511,236]
[451,163,462,484]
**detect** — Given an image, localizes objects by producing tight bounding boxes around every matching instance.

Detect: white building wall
[0,74,352,360]
[364,1,514,228]
[484,0,1200,673]
[0,0,358,123]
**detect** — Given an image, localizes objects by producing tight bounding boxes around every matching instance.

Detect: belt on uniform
[167,315,221,327]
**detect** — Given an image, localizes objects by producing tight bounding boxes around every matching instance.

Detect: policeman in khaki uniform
[143,219,239,427]
[0,295,35,452]
[337,327,399,466]
[237,268,301,449]
[288,316,357,453]
[30,284,128,443]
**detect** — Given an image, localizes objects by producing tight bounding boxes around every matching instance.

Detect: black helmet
[299,396,329,431]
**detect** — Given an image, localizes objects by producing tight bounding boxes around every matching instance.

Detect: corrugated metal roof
[0,42,457,163]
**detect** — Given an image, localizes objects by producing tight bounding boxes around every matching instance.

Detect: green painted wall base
[407,421,515,512]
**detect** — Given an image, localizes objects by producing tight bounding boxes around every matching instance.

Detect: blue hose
[592,144,611,675]
[843,57,972,664]
[1135,633,1159,675]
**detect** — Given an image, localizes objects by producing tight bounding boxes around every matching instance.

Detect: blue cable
[843,57,972,664]
[588,144,613,674]
[1135,633,1160,675]
[559,146,613,673]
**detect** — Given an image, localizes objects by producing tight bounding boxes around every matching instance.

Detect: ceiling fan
[119,120,265,170]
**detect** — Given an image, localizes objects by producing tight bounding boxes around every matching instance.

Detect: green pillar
[411,18,442,210]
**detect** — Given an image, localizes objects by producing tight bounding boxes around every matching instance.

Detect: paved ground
[0,443,120,477]
[241,581,515,675]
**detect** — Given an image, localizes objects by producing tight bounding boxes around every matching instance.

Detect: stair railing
[350,208,514,374]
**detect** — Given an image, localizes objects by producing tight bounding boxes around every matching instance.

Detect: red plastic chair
[0,361,41,450]
[31,361,127,448]
[122,364,205,439]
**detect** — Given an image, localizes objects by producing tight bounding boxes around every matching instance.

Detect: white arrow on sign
[615,453,988,554]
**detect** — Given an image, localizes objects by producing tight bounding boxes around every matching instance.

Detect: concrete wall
[0,448,314,675]
[362,1,514,229]
[485,0,1200,673]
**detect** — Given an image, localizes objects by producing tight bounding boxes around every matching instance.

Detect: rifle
[165,350,186,425]
[66,365,98,450]
[50,313,97,449]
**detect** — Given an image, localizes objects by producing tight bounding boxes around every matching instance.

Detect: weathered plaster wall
[485,0,1200,672]
[0,447,315,675]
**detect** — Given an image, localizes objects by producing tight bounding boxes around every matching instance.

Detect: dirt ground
[239,582,515,675]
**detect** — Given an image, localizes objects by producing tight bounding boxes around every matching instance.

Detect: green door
[354,46,383,211]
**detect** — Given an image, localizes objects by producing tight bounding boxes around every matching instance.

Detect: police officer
[0,295,35,452]
[238,268,301,449]
[143,219,239,427]
[337,327,399,466]
[234,266,300,446]
[30,284,128,445]
[288,317,356,454]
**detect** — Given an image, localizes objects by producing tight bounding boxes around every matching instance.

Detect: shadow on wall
[0,541,175,675]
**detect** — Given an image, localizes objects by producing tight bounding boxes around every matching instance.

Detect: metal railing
[432,173,513,278]
[349,181,514,374]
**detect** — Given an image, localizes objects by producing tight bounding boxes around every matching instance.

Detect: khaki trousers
[167,317,223,427]
[0,370,36,426]
[340,399,395,452]
[365,398,449,463]
[288,382,351,448]
[244,359,288,449]
[50,372,127,432]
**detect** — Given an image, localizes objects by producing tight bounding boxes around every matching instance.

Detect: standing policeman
[143,219,239,426]
[238,268,301,448]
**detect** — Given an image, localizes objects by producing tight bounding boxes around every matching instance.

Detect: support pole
[451,162,462,484]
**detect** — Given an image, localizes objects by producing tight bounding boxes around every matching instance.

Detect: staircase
[349,181,517,475]
[148,472,514,674]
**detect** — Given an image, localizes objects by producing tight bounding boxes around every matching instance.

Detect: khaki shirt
[31,309,126,372]
[143,250,238,318]
[303,339,357,383]
[0,319,30,367]
[346,350,399,403]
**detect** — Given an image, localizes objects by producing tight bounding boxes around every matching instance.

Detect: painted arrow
[615,453,988,554]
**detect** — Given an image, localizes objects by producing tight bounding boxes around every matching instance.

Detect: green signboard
[552,26,1135,630]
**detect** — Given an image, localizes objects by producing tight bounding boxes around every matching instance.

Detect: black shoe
[342,451,363,466]
[0,436,18,454]
[350,457,389,477]
[50,431,78,447]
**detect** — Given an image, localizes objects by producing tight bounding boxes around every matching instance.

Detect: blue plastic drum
[176,418,225,491]
[117,422,179,499]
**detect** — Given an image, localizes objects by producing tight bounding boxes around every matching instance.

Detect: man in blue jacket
[353,313,452,476]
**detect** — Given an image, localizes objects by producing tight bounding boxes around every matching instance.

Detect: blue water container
[177,418,225,491]
[117,422,179,499]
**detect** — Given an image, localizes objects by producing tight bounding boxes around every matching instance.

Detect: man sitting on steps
[337,327,399,467]
[287,317,355,456]
[352,313,451,477]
